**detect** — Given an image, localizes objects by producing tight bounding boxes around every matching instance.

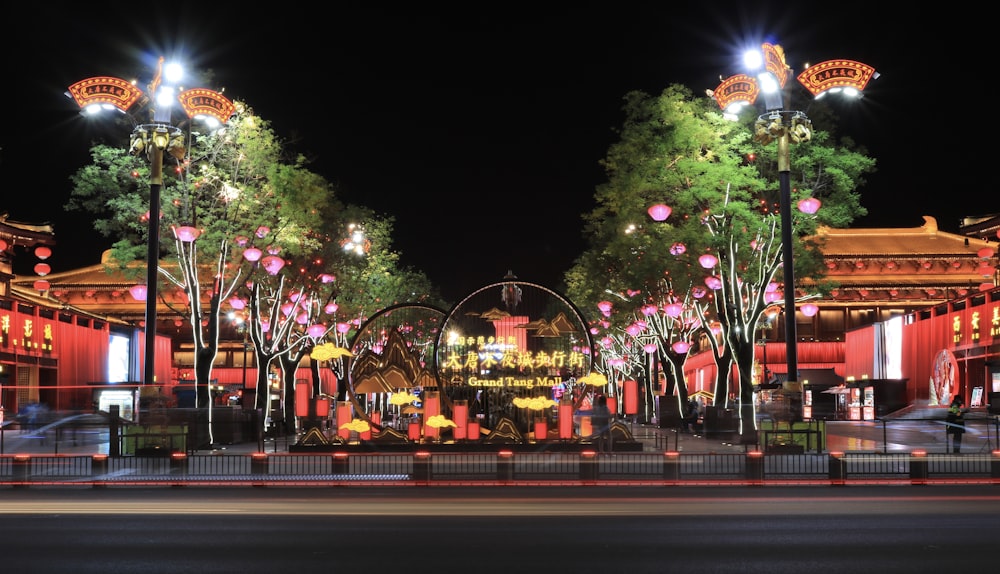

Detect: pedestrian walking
[946,394,967,453]
[590,394,612,452]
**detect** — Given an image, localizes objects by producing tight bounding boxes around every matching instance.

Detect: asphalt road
[2,485,997,573]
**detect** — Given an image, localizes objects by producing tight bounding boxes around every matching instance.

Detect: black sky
[1,4,989,302]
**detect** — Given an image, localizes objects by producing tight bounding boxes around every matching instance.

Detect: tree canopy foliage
[66,99,445,433]
[565,84,875,428]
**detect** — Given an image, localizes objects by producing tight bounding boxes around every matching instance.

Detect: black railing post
[413,451,431,483]
[91,454,108,488]
[497,450,514,482]
[746,450,764,484]
[828,451,846,485]
[663,451,680,482]
[909,450,928,485]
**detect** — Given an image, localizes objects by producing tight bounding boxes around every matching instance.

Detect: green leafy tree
[67,100,444,441]
[566,84,874,436]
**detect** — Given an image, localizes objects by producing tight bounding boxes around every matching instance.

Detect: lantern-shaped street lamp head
[744,43,789,110]
[307,324,326,338]
[712,74,760,118]
[672,341,690,354]
[698,253,718,269]
[797,59,878,100]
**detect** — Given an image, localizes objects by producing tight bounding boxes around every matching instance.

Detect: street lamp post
[713,44,877,419]
[68,59,235,387]
[137,123,175,388]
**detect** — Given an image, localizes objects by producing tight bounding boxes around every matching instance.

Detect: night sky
[0,4,988,302]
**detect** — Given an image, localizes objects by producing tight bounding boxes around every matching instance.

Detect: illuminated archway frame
[433,281,595,430]
[346,303,448,424]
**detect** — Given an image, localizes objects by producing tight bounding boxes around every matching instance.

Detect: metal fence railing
[1,450,995,486]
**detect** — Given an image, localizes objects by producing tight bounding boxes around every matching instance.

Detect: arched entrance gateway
[319,273,643,449]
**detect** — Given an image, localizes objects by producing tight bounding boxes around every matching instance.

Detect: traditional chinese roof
[807,216,997,303]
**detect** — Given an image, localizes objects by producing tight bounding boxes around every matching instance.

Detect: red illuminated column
[453,400,468,440]
[336,401,351,440]
[316,397,330,418]
[423,391,440,439]
[361,410,378,441]
[607,396,618,416]
[466,419,480,441]
[534,418,548,441]
[624,379,638,415]
[408,418,422,441]
[559,399,574,439]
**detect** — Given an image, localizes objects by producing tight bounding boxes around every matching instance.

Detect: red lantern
[34,246,52,260]
[128,284,148,301]
[261,255,285,275]
[647,204,672,221]
[174,226,200,242]
[34,263,51,276]
[243,247,263,262]
[797,197,821,214]
[33,279,50,292]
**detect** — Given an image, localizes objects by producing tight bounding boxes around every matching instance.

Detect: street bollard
[497,450,514,482]
[909,450,928,485]
[170,452,188,487]
[91,454,108,488]
[251,452,269,473]
[828,451,846,485]
[332,452,349,475]
[413,451,431,483]
[250,453,269,487]
[745,450,764,484]
[663,451,680,482]
[12,454,30,488]
[580,450,598,482]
